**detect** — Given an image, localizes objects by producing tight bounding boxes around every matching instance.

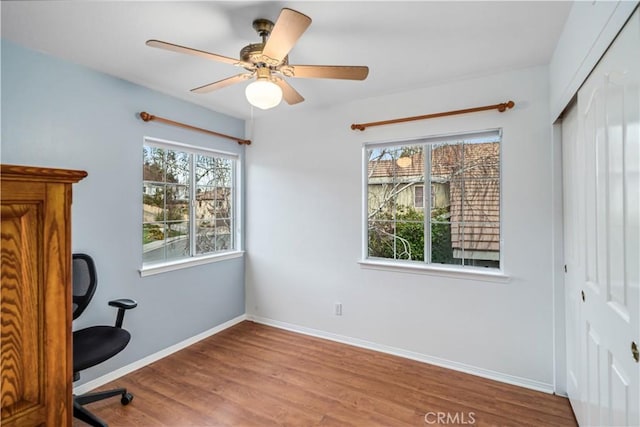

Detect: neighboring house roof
[368,142,500,254]
[196,188,230,201]
[368,153,424,179]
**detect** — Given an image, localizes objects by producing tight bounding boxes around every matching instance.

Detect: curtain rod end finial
[140,112,153,122]
[498,101,515,113]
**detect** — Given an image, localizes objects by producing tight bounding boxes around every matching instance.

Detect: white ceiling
[1,1,572,119]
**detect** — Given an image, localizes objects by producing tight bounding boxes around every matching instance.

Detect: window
[414,185,424,208]
[365,129,501,270]
[142,138,240,268]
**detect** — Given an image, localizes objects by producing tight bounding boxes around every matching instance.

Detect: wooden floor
[74,321,577,426]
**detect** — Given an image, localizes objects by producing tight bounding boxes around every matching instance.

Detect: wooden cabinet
[1,164,86,427]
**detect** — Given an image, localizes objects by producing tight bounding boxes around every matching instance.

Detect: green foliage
[143,224,164,244]
[368,206,424,261]
[430,207,454,264]
[368,205,453,262]
[143,193,162,208]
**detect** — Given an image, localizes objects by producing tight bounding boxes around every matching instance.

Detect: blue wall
[1,40,246,385]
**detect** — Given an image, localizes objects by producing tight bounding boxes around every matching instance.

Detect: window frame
[361,129,507,281]
[140,136,243,277]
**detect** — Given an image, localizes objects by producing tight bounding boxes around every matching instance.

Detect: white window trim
[358,258,510,283]
[140,250,244,277]
[362,128,504,275]
[141,136,243,274]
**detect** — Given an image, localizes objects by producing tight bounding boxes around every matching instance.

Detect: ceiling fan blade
[191,74,252,94]
[273,78,304,105]
[146,39,254,69]
[289,65,369,80]
[262,8,312,64]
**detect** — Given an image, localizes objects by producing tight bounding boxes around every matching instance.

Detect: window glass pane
[367,145,425,261]
[431,141,462,217]
[460,222,500,268]
[166,150,190,185]
[368,220,395,259]
[462,178,500,222]
[431,219,457,265]
[195,219,215,254]
[368,218,424,261]
[431,142,463,180]
[217,187,232,220]
[143,146,165,182]
[166,185,189,222]
[460,140,500,267]
[195,186,216,221]
[462,141,500,179]
[196,155,227,186]
[143,223,166,264]
[396,219,424,261]
[448,222,464,264]
[216,164,233,188]
[195,218,233,255]
[215,232,231,251]
[216,219,233,251]
[196,155,215,186]
[368,183,397,220]
[164,220,189,260]
[143,183,166,222]
[195,155,233,256]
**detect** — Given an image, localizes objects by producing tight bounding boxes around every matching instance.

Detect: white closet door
[563,101,587,425]
[567,8,639,426]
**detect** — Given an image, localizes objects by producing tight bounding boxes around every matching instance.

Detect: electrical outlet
[335,302,342,316]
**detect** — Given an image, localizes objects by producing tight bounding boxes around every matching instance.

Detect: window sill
[358,259,510,283]
[140,251,244,277]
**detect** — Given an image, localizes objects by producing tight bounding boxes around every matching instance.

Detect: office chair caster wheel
[121,392,133,405]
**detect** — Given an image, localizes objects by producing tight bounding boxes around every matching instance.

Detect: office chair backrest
[72,253,97,320]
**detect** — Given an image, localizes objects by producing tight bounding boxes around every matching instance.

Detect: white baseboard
[73,314,247,395]
[248,315,555,394]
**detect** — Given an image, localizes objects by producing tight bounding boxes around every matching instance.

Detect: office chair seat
[73,326,131,373]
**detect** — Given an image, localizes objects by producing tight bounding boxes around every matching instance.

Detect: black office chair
[73,253,137,427]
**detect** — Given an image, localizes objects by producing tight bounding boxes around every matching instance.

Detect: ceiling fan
[146,8,369,110]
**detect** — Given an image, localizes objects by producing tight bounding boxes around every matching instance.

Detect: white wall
[245,65,557,390]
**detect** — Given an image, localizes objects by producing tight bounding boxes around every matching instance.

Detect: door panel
[609,352,631,426]
[564,8,639,427]
[586,324,602,425]
[563,100,586,425]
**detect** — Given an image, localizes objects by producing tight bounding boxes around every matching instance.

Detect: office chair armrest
[108,298,137,328]
[109,299,137,310]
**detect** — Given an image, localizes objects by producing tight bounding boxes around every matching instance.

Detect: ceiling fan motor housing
[242,18,288,68]
[240,43,288,70]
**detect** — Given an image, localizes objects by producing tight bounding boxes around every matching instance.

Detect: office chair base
[73,388,133,427]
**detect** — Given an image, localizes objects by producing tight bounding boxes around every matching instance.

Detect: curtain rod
[139,112,251,145]
[350,100,515,131]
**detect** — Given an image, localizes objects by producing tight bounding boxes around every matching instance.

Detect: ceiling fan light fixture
[245,78,283,110]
